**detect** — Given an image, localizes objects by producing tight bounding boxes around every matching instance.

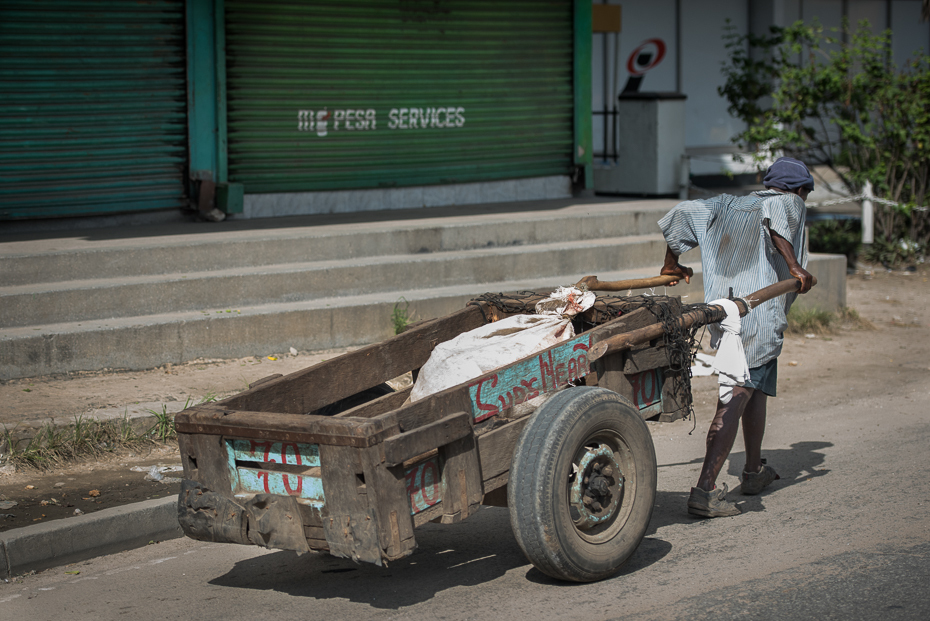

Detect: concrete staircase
[0,199,846,380]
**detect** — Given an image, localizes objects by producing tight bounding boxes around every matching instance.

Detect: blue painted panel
[629,368,664,417]
[404,457,441,515]
[227,438,320,467]
[235,467,325,506]
[225,438,324,507]
[467,334,592,423]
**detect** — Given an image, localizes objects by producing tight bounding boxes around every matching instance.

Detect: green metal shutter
[225,0,574,193]
[0,1,188,220]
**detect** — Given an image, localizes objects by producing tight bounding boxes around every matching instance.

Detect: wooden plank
[226,438,320,467]
[382,412,472,467]
[596,352,634,402]
[659,369,689,422]
[249,373,282,390]
[318,444,382,564]
[623,342,670,373]
[303,525,325,540]
[214,305,489,415]
[412,502,445,527]
[361,445,417,561]
[439,434,483,524]
[392,387,475,434]
[475,416,531,482]
[334,387,412,419]
[178,432,231,493]
[404,455,443,514]
[175,406,396,448]
[297,504,324,528]
[480,484,508,507]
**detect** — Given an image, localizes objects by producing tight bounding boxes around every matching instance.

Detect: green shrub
[808,219,860,268]
[719,19,930,261]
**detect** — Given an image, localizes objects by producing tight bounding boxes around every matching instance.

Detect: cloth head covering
[763,157,814,191]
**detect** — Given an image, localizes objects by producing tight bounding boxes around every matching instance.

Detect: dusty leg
[741,390,768,473]
[696,386,754,491]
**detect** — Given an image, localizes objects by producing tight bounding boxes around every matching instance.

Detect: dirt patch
[0,348,356,428]
[0,444,181,532]
[0,266,926,534]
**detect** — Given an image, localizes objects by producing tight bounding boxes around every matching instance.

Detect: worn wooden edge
[334,387,412,419]
[382,411,472,467]
[480,471,511,506]
[249,373,283,390]
[412,502,446,527]
[475,416,531,483]
[175,406,398,447]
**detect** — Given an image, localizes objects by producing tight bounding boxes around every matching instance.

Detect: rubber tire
[508,387,657,583]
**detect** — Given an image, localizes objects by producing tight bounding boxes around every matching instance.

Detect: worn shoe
[688,483,741,518]
[741,464,780,495]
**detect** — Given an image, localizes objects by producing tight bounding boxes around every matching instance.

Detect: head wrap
[762,157,814,191]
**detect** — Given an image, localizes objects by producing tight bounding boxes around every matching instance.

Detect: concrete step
[0,199,847,380]
[0,265,667,379]
[0,253,847,380]
[0,234,668,327]
[0,201,673,286]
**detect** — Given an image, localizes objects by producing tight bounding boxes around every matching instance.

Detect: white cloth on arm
[709,298,750,404]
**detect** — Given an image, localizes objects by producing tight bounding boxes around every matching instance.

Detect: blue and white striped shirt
[658,190,808,367]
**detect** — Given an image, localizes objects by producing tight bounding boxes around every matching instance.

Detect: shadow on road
[210,506,527,608]
[522,536,673,586]
[648,440,833,523]
[210,498,675,604]
[726,440,833,489]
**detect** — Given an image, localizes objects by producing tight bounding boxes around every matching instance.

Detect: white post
[862,181,874,245]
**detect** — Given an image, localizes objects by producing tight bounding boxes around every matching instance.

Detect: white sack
[409,287,596,403]
[409,314,574,402]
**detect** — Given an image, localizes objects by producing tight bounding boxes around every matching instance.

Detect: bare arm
[769,230,814,293]
[660,245,693,285]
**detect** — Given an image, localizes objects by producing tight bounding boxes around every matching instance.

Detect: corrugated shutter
[0,1,188,220]
[225,0,574,193]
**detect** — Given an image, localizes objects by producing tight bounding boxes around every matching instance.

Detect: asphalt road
[3,272,929,620]
[4,384,929,620]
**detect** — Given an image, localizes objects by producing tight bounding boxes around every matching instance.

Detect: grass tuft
[391,297,413,335]
[0,394,219,470]
[786,306,875,335]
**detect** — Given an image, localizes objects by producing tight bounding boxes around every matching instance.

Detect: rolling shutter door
[0,1,188,220]
[225,0,574,193]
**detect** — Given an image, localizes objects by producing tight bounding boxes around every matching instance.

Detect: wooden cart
[175,279,803,582]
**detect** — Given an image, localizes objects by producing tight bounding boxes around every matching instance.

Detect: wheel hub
[570,444,624,530]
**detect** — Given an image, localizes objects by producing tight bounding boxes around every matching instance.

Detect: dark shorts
[745,358,778,397]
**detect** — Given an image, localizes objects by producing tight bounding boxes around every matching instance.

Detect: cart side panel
[213,305,489,415]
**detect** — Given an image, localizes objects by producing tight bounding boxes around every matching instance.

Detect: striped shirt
[658,190,808,367]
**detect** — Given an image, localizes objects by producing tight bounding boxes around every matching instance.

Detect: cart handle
[588,276,816,362]
[575,274,681,291]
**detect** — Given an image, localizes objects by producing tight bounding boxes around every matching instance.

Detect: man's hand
[661,245,692,285]
[790,265,814,293]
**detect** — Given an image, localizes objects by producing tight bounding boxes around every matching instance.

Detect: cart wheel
[508,387,657,583]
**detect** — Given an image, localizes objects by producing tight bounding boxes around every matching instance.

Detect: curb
[0,495,182,578]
